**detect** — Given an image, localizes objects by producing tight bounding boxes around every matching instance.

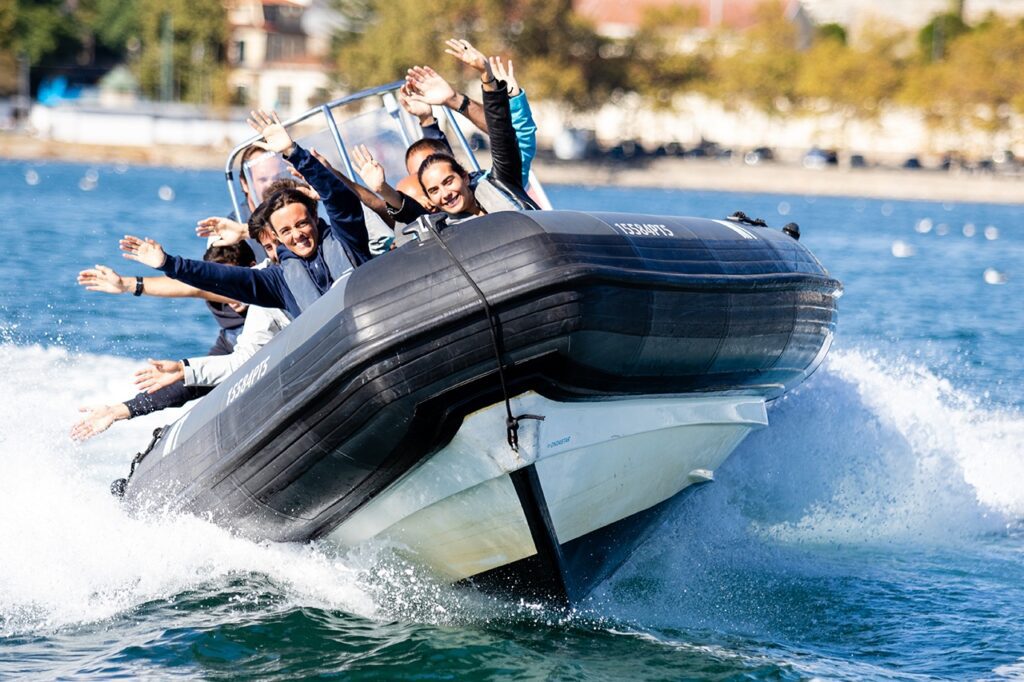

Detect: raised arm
[309,148,395,229]
[443,39,492,132]
[491,57,536,185]
[120,234,293,313]
[195,216,248,246]
[78,264,237,304]
[479,57,523,190]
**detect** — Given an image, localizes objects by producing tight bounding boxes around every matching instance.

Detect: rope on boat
[419,216,544,452]
[110,426,164,498]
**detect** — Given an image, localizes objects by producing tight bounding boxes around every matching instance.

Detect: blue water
[1,159,1022,680]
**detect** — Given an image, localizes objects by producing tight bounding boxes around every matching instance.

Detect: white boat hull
[326,392,767,601]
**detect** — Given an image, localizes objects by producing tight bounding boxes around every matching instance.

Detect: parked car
[664,141,686,157]
[743,147,774,165]
[803,147,838,169]
[553,128,597,161]
[685,139,721,158]
[607,139,647,161]
[848,153,867,169]
[902,156,922,170]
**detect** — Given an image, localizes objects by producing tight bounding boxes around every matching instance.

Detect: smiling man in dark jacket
[121,111,372,319]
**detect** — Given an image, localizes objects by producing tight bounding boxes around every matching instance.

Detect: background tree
[624,5,708,107]
[707,0,801,114]
[135,0,228,105]
[795,27,903,121]
[918,11,969,61]
[332,0,610,109]
[905,15,1024,139]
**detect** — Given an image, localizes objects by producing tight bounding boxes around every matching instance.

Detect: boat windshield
[226,81,551,220]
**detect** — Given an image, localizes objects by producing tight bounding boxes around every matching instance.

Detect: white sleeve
[184,306,289,386]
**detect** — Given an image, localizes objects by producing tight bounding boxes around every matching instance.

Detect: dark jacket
[157,143,371,318]
[391,84,523,225]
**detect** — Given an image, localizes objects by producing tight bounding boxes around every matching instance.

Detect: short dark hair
[417,152,467,191]
[405,138,451,171]
[262,188,319,232]
[204,241,256,267]
[241,144,267,166]
[262,177,306,196]
[247,201,271,240]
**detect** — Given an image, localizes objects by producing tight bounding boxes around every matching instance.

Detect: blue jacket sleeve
[284,144,371,266]
[158,255,295,314]
[510,91,537,187]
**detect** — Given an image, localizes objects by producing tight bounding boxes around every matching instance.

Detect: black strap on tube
[422,218,544,451]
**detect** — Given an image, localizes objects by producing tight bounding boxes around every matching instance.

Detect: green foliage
[134,0,229,104]
[796,29,902,119]
[7,0,74,65]
[905,15,1024,133]
[625,5,708,106]
[918,12,969,61]
[333,0,609,109]
[83,0,141,53]
[816,22,847,45]
[707,0,801,113]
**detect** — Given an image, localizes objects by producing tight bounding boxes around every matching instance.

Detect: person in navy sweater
[121,110,372,319]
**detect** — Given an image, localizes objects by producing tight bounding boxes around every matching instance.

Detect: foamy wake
[0,344,379,636]
[728,348,1024,544]
[0,343,1021,633]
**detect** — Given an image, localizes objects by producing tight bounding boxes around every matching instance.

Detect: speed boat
[119,83,841,604]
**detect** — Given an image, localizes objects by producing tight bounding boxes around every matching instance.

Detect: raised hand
[398,82,434,120]
[445,38,488,73]
[246,109,294,155]
[351,144,386,193]
[134,359,185,394]
[70,403,130,442]
[196,216,247,246]
[490,56,520,97]
[120,235,167,269]
[78,264,128,294]
[406,66,458,108]
[482,57,500,91]
[286,163,321,201]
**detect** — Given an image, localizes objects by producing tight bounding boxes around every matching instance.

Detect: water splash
[0,345,376,635]
[1,343,1021,637]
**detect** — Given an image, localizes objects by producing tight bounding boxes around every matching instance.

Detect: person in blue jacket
[121,110,372,319]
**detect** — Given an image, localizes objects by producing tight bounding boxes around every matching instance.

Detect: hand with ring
[445,38,487,73]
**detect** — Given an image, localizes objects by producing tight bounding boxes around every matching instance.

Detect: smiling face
[269,202,318,259]
[257,228,281,263]
[419,161,475,215]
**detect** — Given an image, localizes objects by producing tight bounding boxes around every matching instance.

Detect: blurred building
[226,0,342,117]
[576,0,1024,40]
[800,0,1024,30]
[577,0,815,48]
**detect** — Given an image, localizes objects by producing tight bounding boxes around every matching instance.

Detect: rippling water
[0,159,1021,679]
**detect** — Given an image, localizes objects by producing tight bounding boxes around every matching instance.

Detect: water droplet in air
[891,240,915,258]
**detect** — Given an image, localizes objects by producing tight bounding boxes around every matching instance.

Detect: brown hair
[262,188,319,232]
[417,153,468,192]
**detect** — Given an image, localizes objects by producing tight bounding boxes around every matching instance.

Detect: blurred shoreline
[2,133,1021,204]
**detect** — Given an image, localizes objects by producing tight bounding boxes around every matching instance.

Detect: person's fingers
[271,110,282,125]
[507,59,515,76]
